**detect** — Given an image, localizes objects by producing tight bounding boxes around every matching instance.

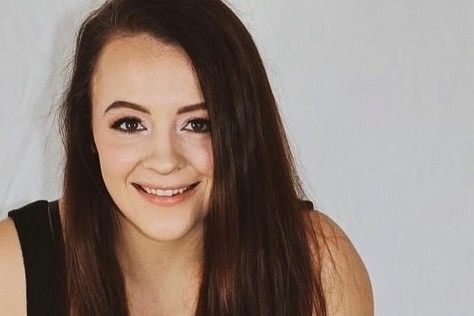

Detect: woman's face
[91,34,213,242]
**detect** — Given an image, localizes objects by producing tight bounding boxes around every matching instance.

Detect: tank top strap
[8,200,64,316]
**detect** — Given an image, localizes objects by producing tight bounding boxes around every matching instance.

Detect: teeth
[141,185,191,197]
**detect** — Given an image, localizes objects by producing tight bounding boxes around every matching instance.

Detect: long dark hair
[60,0,327,315]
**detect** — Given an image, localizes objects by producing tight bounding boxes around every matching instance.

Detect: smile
[135,183,198,197]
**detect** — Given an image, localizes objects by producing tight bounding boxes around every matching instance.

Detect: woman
[0,0,373,315]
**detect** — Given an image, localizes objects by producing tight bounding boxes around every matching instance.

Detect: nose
[142,129,185,175]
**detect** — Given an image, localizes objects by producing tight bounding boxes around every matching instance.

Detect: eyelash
[110,116,146,134]
[109,117,211,134]
[182,118,211,133]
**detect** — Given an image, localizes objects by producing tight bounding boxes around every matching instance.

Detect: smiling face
[91,34,213,243]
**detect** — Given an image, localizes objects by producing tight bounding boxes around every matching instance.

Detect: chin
[116,200,207,244]
[141,218,205,243]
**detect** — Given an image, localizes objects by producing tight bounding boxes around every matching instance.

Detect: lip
[133,182,200,207]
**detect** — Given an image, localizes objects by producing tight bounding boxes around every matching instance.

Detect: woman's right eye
[110,117,146,133]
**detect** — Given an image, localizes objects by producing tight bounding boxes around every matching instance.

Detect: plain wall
[1,0,473,315]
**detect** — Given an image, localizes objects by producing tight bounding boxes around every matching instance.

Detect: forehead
[91,34,203,110]
[95,33,189,68]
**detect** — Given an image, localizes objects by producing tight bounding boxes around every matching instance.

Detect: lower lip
[134,183,199,207]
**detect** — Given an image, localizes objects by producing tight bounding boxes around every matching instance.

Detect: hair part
[60,0,327,315]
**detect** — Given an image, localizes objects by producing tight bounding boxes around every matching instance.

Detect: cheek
[182,139,214,176]
[94,131,141,180]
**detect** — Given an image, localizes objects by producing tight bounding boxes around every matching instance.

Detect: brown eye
[183,118,211,133]
[111,117,146,133]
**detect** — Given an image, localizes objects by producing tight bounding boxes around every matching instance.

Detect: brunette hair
[60,0,327,315]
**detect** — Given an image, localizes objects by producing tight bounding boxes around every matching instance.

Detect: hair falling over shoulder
[60,0,329,315]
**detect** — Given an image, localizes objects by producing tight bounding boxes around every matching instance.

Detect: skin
[92,35,213,244]
[0,218,26,315]
[311,212,374,316]
[0,34,373,316]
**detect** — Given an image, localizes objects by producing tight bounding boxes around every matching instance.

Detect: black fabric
[8,200,64,316]
[298,199,314,211]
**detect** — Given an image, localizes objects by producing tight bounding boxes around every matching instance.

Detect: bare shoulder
[0,217,27,315]
[305,210,374,316]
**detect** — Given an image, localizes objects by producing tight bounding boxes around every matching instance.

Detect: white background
[1,0,473,315]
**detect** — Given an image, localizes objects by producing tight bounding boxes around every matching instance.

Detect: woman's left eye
[182,118,211,133]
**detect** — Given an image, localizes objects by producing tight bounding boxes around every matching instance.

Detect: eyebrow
[104,101,150,115]
[103,101,207,116]
[176,102,207,114]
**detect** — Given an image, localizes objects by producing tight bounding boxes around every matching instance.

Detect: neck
[116,217,204,314]
[116,218,204,287]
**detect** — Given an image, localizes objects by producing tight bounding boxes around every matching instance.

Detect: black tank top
[8,200,64,316]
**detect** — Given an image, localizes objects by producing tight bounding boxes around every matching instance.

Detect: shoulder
[0,217,27,315]
[305,210,374,316]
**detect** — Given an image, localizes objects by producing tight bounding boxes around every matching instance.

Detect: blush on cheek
[183,143,213,173]
[96,139,139,175]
